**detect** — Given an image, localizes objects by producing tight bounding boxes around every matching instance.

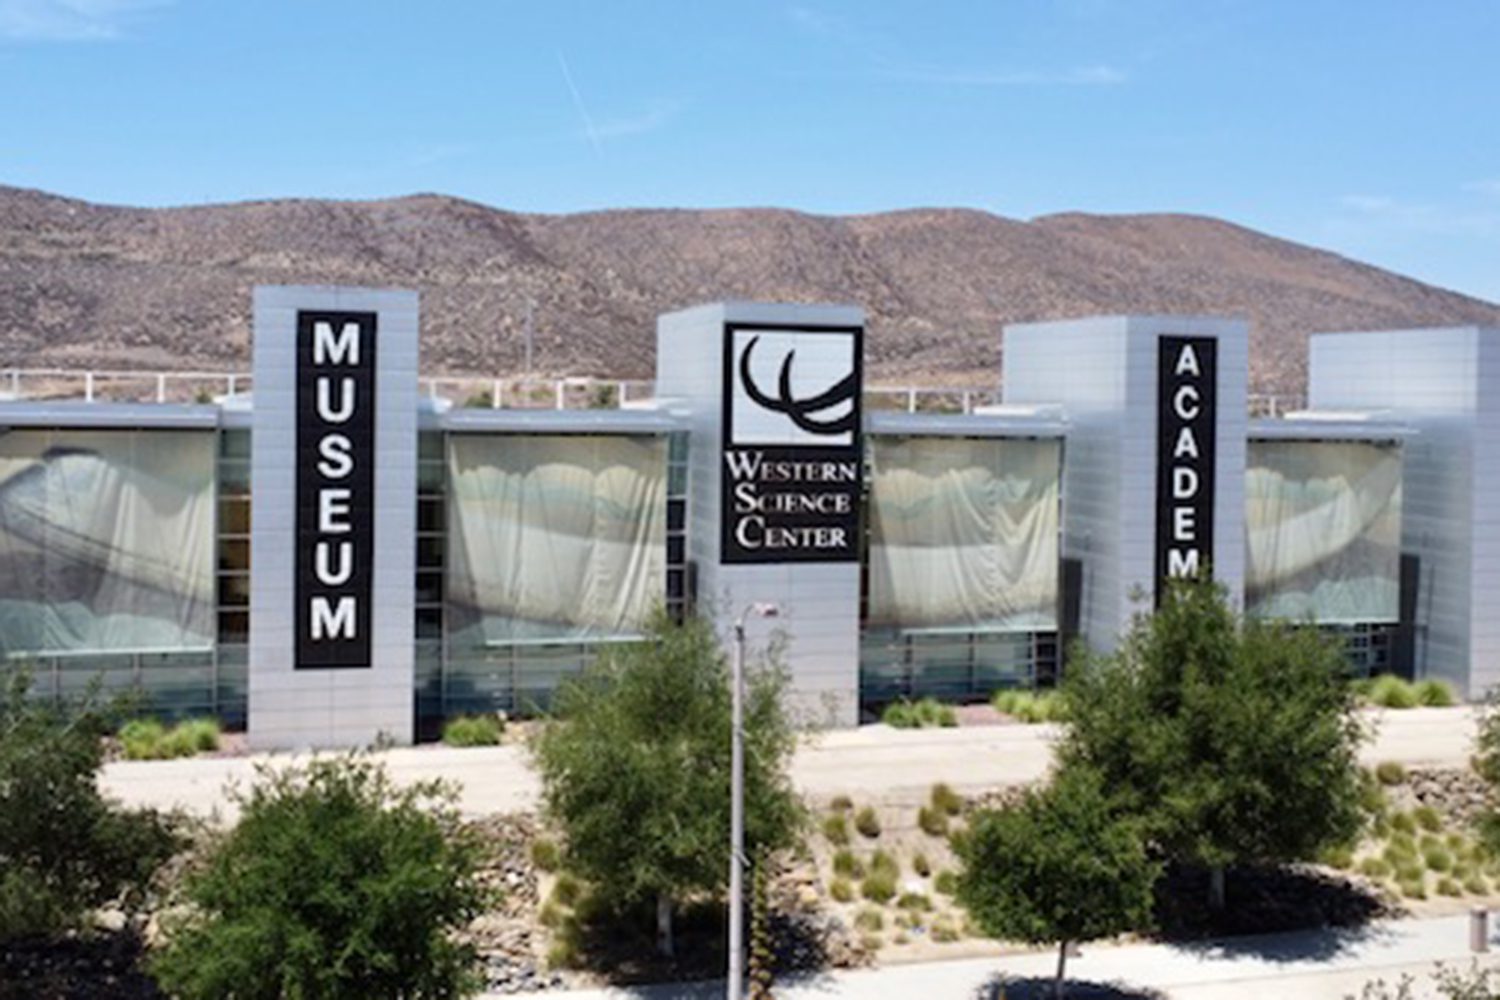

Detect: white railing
[0,367,1305,417]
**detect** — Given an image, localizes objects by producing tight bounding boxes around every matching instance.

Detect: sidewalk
[486,913,1500,1000]
[99,707,1481,821]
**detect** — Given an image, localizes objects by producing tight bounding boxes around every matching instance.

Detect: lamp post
[729,601,779,1000]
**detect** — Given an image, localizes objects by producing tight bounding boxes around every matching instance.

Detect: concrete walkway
[99,706,1481,822]
[484,913,1500,999]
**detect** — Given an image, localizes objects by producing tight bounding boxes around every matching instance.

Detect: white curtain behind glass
[446,434,666,644]
[0,429,216,656]
[1245,439,1402,624]
[866,436,1060,631]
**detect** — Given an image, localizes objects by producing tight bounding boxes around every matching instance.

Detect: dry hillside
[3,185,1497,396]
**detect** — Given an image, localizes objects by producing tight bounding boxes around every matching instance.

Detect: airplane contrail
[556,51,602,157]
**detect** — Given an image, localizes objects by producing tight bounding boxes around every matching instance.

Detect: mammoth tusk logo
[738,335,858,437]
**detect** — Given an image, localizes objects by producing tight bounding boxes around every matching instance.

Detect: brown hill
[2,185,1497,396]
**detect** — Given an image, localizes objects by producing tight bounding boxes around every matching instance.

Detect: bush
[869,850,899,879]
[1359,858,1392,879]
[832,849,864,879]
[1375,761,1407,786]
[1465,874,1489,895]
[992,689,1068,724]
[1391,812,1417,836]
[934,871,958,896]
[853,908,884,932]
[931,918,960,943]
[118,717,221,760]
[152,755,486,999]
[1414,679,1456,707]
[1399,878,1427,900]
[0,669,180,941]
[1424,846,1454,873]
[930,783,964,817]
[881,698,957,729]
[1436,877,1462,897]
[822,813,850,846]
[1414,806,1443,832]
[911,852,932,877]
[1396,861,1426,883]
[917,805,949,838]
[829,794,854,812]
[441,715,504,747]
[1321,846,1355,870]
[861,872,897,903]
[1369,675,1419,709]
[550,872,583,908]
[896,892,932,912]
[530,838,560,873]
[854,807,881,839]
[829,877,853,903]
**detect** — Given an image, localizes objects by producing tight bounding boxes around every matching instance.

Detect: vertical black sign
[720,323,863,564]
[295,311,376,668]
[1155,335,1217,604]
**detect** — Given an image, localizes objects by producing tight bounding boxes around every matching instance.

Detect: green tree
[152,755,486,1000]
[957,767,1157,1000]
[1059,576,1367,909]
[0,668,179,941]
[529,608,804,957]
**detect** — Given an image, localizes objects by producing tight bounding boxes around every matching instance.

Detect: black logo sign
[295,311,376,668]
[1155,335,1217,603]
[721,323,863,564]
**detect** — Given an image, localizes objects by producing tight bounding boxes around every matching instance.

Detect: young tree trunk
[656,893,675,958]
[1054,939,1069,1000]
[1209,864,1226,911]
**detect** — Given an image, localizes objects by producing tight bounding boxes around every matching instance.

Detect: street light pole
[729,602,778,1000]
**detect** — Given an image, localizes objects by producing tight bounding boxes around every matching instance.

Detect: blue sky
[3,0,1498,301]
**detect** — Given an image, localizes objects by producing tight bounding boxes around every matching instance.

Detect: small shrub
[530,838,560,873]
[1359,858,1392,879]
[882,698,957,729]
[546,937,579,971]
[152,755,485,999]
[882,702,918,728]
[934,870,958,896]
[1396,861,1426,883]
[830,794,854,812]
[1321,846,1355,870]
[1465,874,1489,895]
[832,849,864,879]
[930,918,960,943]
[1369,675,1419,709]
[854,806,881,839]
[1414,806,1443,833]
[991,689,1067,724]
[551,872,583,907]
[822,812,851,846]
[1447,832,1468,851]
[538,901,565,928]
[860,932,883,952]
[869,850,899,879]
[918,805,949,838]
[912,852,932,877]
[441,714,504,747]
[1420,834,1442,853]
[1424,846,1454,873]
[829,877,854,903]
[1375,761,1407,786]
[896,892,932,912]
[119,718,167,760]
[1414,679,1456,707]
[1437,877,1462,897]
[930,783,964,817]
[1399,878,1427,900]
[1391,812,1417,836]
[853,908,884,932]
[861,872,897,904]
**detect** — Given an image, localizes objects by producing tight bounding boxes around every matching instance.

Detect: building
[0,285,1481,748]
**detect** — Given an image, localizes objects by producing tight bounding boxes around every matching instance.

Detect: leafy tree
[1059,576,1366,909]
[957,767,1157,1000]
[529,608,803,957]
[152,755,486,1000]
[0,667,179,941]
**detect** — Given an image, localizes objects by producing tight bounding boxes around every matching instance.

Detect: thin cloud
[557,50,602,157]
[591,101,683,141]
[0,0,168,41]
[887,64,1128,86]
[1336,193,1500,237]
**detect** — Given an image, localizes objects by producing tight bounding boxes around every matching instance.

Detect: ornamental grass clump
[440,714,504,747]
